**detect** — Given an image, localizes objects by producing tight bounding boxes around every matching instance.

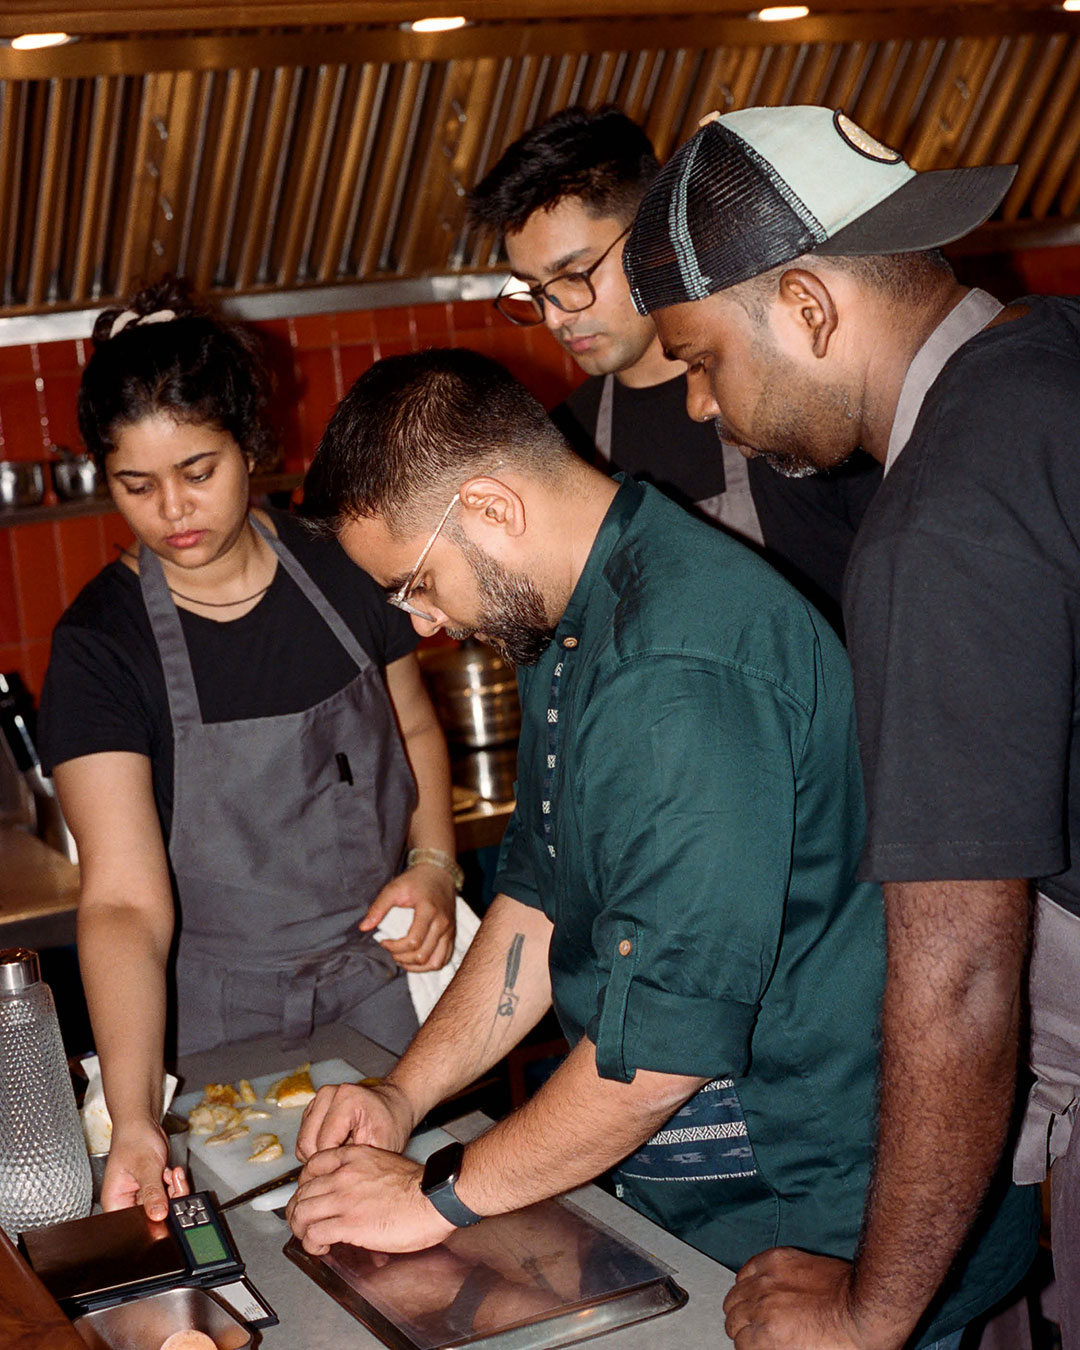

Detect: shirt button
[618,939,632,957]
[562,636,578,649]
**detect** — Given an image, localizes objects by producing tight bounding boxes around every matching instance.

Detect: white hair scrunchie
[109,307,178,339]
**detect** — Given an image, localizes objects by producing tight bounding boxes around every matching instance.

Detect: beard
[715,337,861,479]
[446,536,555,667]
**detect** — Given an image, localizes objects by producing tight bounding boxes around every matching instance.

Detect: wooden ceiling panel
[2,5,1080,317]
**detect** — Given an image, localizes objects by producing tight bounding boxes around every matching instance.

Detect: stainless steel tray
[73,1285,252,1349]
[285,1195,687,1350]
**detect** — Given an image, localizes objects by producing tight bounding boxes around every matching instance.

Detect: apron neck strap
[249,515,373,671]
[139,513,376,730]
[138,543,201,728]
[885,288,1004,476]
[595,373,615,466]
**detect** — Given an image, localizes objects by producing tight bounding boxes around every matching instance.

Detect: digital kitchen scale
[20,1190,277,1328]
[286,1194,687,1350]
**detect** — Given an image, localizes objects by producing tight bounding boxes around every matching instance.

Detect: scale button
[177,1213,195,1227]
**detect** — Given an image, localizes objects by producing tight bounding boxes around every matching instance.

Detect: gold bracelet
[406,846,465,891]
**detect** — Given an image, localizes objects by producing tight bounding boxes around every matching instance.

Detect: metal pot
[452,744,518,802]
[50,451,100,500]
[418,640,521,749]
[0,460,45,507]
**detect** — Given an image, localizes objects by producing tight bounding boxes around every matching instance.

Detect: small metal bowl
[0,460,45,507]
[51,454,101,500]
[73,1285,251,1349]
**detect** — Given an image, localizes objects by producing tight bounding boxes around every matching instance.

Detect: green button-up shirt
[496,476,884,1268]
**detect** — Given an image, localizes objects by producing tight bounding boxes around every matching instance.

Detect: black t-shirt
[844,295,1080,917]
[551,370,881,626]
[39,509,418,837]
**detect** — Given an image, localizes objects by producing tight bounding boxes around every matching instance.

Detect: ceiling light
[750,5,810,19]
[1063,1,1080,11]
[10,32,74,49]
[407,16,468,32]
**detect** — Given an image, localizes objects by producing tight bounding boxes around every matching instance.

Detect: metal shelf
[0,473,304,528]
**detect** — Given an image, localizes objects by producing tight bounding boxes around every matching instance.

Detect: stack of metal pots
[418,640,520,802]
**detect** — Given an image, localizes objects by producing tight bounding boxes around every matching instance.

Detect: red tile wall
[8,239,1074,702]
[0,300,586,698]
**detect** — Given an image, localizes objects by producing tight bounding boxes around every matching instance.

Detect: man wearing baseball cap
[623,105,1075,1348]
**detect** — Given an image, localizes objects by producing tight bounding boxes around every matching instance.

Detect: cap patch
[833,110,902,164]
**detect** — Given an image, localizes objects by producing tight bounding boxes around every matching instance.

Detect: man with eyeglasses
[281,346,918,1333]
[468,105,880,631]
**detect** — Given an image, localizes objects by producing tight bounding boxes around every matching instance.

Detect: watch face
[422,1143,464,1193]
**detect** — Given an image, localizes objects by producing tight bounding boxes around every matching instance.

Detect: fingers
[296,1085,338,1160]
[383,902,453,969]
[398,930,454,973]
[413,931,455,972]
[297,1083,397,1160]
[299,1146,352,1180]
[101,1145,172,1220]
[358,890,395,933]
[165,1166,190,1199]
[137,1179,170,1222]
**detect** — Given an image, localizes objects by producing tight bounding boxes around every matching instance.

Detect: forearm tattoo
[483,933,525,1050]
[499,933,524,1018]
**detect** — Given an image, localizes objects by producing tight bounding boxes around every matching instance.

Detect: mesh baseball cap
[623,104,1017,314]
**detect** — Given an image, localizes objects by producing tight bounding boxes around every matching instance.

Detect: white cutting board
[174,1056,364,1200]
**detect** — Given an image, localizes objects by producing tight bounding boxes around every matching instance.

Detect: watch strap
[421,1142,483,1228]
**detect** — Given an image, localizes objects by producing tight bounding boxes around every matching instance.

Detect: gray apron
[139,517,418,1056]
[596,372,765,545]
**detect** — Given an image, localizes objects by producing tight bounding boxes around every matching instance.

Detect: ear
[458,476,527,539]
[776,268,838,359]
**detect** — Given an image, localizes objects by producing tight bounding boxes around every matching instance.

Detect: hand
[360,864,456,972]
[724,1250,901,1350]
[100,1118,190,1221]
[286,1144,454,1255]
[296,1079,415,1160]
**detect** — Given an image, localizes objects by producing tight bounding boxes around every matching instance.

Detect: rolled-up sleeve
[493,800,542,911]
[577,656,810,1082]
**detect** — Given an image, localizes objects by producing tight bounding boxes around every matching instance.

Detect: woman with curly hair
[39,279,459,1220]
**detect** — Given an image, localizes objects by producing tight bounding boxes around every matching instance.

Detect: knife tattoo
[499,933,524,1017]
[483,932,525,1051]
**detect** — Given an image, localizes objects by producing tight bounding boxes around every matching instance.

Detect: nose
[542,300,571,334]
[158,476,190,522]
[410,609,445,638]
[684,370,721,424]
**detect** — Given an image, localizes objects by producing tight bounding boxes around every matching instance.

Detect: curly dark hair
[467,105,660,237]
[78,276,277,471]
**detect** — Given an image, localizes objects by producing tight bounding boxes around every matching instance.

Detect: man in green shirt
[287,347,927,1329]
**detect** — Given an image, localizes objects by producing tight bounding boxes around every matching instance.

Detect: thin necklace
[118,539,275,608]
[166,579,273,608]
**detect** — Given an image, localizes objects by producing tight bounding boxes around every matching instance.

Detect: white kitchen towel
[374,895,481,1023]
[80,1054,178,1154]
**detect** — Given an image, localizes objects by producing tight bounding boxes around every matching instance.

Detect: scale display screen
[185,1223,229,1266]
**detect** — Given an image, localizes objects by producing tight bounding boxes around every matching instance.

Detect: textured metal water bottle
[0,947,92,1236]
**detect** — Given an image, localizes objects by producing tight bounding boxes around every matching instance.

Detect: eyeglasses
[387,494,459,620]
[493,226,632,327]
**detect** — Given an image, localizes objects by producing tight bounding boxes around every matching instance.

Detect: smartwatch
[420,1142,483,1227]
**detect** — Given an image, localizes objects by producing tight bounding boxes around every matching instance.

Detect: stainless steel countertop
[176,1024,736,1349]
